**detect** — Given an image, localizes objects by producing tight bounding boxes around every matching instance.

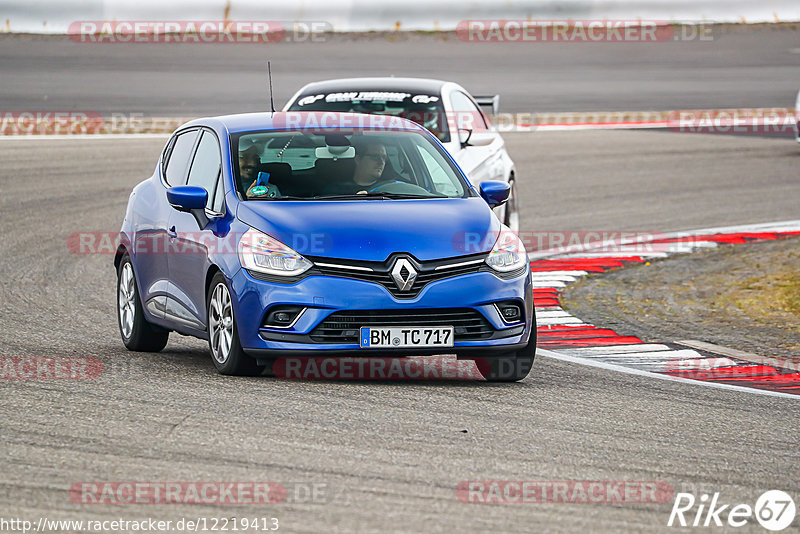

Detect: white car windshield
[287,92,450,143]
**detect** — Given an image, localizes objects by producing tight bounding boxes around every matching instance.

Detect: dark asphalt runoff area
[0,130,798,532]
[1,25,799,116]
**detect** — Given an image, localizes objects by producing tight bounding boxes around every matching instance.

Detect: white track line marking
[664,241,719,251]
[668,357,738,368]
[529,271,588,278]
[537,325,597,331]
[536,317,586,326]
[561,344,673,354]
[593,356,736,368]
[537,348,799,400]
[536,310,575,318]
[530,279,580,286]
[533,281,566,288]
[593,358,737,373]
[563,349,703,361]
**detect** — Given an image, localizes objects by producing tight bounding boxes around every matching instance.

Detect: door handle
[167,226,177,239]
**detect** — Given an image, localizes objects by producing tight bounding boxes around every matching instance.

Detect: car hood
[236,197,500,262]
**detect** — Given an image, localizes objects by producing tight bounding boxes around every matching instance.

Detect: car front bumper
[229,266,534,357]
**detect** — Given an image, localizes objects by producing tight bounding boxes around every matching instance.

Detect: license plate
[360,326,454,348]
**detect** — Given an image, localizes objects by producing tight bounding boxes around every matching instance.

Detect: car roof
[294,77,450,95]
[181,111,427,135]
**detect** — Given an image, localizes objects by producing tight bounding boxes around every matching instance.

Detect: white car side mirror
[458,129,494,148]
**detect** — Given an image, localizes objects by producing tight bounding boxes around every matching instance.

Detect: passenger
[240,144,280,198]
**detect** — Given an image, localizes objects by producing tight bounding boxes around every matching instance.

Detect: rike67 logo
[668,490,796,531]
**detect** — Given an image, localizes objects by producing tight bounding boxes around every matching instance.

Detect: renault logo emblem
[391,258,417,291]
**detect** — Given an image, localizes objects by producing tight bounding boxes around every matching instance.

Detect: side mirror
[458,128,494,148]
[167,186,209,228]
[479,181,510,208]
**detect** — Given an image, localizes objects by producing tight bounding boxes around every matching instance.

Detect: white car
[284,77,519,230]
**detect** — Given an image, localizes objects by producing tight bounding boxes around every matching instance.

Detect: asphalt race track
[0,130,797,532]
[1,27,800,115]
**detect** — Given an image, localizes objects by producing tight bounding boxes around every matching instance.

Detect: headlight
[238,228,313,276]
[485,225,528,272]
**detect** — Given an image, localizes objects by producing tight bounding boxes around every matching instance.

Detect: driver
[352,140,388,191]
[323,140,393,195]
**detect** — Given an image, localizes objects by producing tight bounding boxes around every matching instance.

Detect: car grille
[308,254,485,298]
[309,308,495,343]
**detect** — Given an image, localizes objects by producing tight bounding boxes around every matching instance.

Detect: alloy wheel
[209,283,234,364]
[118,262,136,339]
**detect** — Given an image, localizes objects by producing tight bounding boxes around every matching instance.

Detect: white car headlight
[238,228,313,276]
[485,225,528,273]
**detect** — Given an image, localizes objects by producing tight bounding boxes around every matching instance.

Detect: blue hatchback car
[115,112,535,380]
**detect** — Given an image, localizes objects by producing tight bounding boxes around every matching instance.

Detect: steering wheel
[369,181,431,195]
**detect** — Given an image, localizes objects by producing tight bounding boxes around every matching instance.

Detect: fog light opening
[495,301,523,324]
[263,306,306,328]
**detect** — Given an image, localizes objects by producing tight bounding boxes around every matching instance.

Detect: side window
[186,131,222,210]
[211,173,225,213]
[164,130,199,185]
[416,144,461,196]
[450,92,488,132]
[161,137,175,174]
[386,145,413,182]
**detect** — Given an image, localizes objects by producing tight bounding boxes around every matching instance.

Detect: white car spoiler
[473,95,500,116]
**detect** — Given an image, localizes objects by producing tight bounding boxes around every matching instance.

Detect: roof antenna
[268,61,275,115]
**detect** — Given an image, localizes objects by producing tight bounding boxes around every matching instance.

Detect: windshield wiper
[314,193,448,200]
[310,194,393,200]
[252,195,310,201]
[251,193,449,201]
[248,194,392,201]
[370,193,448,199]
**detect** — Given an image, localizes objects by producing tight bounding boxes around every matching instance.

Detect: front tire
[477,341,536,382]
[117,255,169,352]
[207,272,263,376]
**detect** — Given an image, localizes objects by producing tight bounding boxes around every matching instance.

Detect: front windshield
[287,92,450,143]
[232,129,470,201]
